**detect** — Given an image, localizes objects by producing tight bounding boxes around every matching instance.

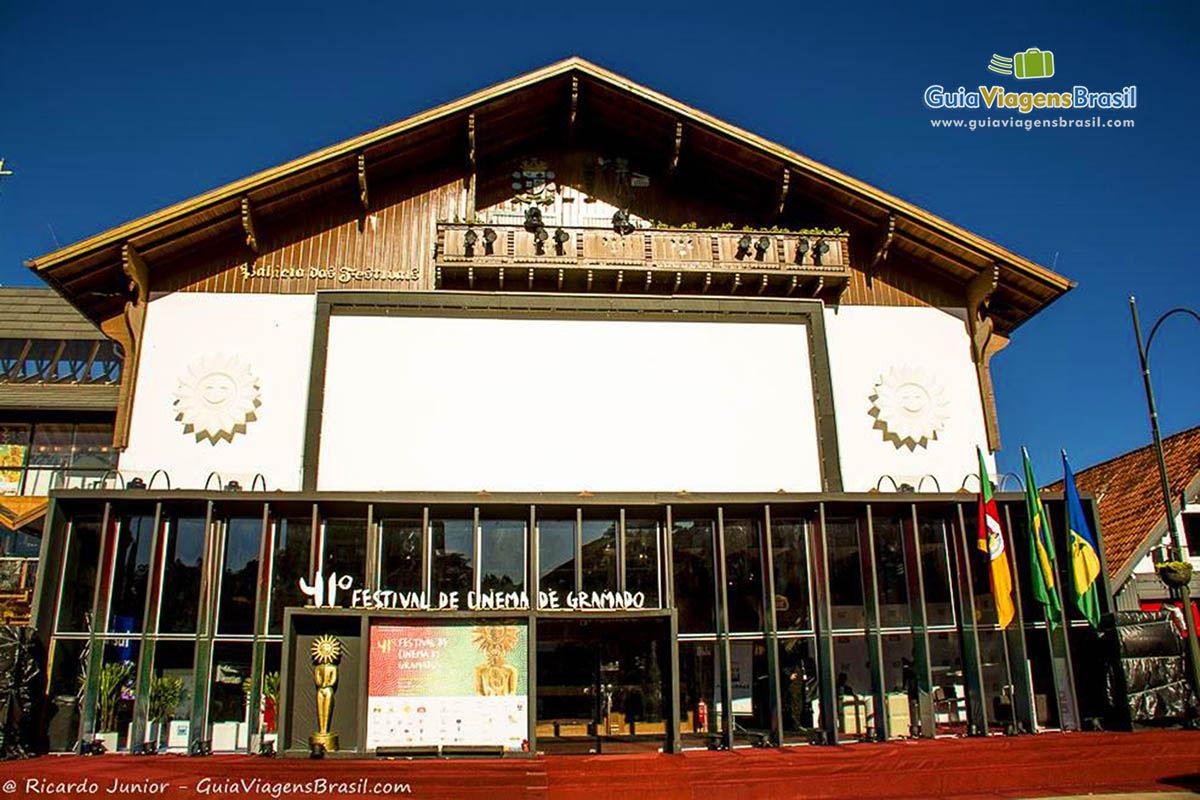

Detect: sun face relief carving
[173,355,261,444]
[869,365,950,450]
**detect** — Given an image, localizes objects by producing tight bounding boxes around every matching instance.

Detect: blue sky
[1,1,1197,483]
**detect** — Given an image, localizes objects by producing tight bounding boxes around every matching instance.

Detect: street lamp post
[1129,296,1200,707]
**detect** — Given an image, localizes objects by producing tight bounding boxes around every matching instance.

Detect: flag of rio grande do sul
[977,447,1015,629]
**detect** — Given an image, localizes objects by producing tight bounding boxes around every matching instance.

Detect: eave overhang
[26,57,1073,331]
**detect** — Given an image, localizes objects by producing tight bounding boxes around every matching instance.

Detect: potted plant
[1157,560,1194,588]
[148,676,187,749]
[241,671,281,734]
[84,661,132,752]
[261,671,280,734]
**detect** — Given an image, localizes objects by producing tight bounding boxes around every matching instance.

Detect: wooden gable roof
[27,57,1072,332]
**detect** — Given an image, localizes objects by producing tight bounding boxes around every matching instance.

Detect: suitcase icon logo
[988,48,1055,79]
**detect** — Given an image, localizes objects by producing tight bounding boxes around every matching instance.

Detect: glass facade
[159,515,206,634]
[537,515,575,604]
[431,518,473,599]
[378,518,422,597]
[480,518,526,594]
[0,421,118,496]
[625,519,661,607]
[269,516,311,635]
[0,337,121,386]
[216,517,262,636]
[39,494,1113,755]
[108,513,155,635]
[672,519,717,634]
[580,515,617,593]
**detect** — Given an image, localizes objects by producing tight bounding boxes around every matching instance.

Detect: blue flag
[1063,451,1102,627]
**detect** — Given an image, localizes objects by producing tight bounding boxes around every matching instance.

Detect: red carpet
[2,731,1198,799]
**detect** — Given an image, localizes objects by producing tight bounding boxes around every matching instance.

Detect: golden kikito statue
[309,635,343,751]
[472,625,520,696]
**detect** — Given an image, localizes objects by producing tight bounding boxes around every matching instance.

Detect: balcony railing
[435,223,850,298]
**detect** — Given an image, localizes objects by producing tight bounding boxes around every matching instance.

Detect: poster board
[717,642,754,715]
[366,621,528,751]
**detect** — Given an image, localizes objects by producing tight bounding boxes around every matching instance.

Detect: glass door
[536,617,669,754]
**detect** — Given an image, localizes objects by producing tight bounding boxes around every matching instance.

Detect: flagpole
[999,621,1016,733]
[1129,296,1200,705]
[1043,506,1081,729]
[977,447,1020,733]
[1001,502,1037,734]
[1024,447,1079,729]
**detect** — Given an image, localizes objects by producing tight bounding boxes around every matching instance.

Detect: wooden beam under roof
[568,75,579,143]
[357,152,369,210]
[966,263,1005,450]
[241,197,259,253]
[466,113,477,216]
[866,213,896,286]
[669,120,682,175]
[120,243,149,300]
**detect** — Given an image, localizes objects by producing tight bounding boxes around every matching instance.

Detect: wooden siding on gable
[157,168,467,296]
[152,149,966,315]
[841,251,964,310]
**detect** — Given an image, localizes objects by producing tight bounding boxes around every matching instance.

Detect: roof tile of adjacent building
[0,286,119,411]
[0,286,105,340]
[1046,425,1200,583]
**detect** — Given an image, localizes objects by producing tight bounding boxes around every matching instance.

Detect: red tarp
[1,730,1198,799]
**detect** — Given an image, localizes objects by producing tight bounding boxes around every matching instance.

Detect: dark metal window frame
[38,488,1112,756]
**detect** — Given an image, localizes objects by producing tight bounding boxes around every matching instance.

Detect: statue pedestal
[309,731,339,752]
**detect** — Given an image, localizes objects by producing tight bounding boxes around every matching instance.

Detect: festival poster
[367,622,528,751]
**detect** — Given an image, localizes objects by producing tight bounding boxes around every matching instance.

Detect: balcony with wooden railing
[434,222,851,298]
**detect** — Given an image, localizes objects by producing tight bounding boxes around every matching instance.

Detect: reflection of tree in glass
[723,521,763,631]
[481,521,525,594]
[672,522,716,632]
[219,519,261,633]
[438,553,471,593]
[110,516,154,632]
[270,519,310,632]
[381,524,421,592]
[161,517,205,633]
[432,520,473,596]
[483,573,522,593]
[625,521,660,604]
[581,521,616,592]
[537,520,574,600]
[225,561,259,618]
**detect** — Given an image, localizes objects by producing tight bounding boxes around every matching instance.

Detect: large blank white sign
[317,315,823,492]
